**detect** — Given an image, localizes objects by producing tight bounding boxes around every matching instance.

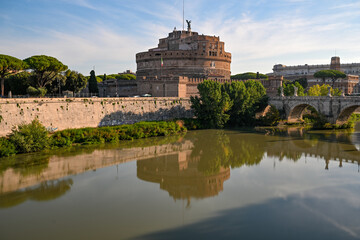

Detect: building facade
[272,56,360,95]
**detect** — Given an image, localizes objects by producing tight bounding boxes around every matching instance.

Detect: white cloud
[189,4,360,73]
[0,25,143,75]
[2,0,360,75]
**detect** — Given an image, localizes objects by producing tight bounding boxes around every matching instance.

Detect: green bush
[0,120,186,158]
[181,118,203,130]
[9,119,50,153]
[191,80,267,128]
[0,138,17,157]
[26,86,47,97]
[257,106,280,126]
[49,121,186,147]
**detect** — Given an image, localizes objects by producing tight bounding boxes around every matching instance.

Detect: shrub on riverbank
[304,113,359,130]
[256,106,281,126]
[0,120,187,158]
[51,121,186,147]
[9,119,50,153]
[0,138,17,157]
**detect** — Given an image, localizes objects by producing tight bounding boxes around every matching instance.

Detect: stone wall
[0,97,193,137]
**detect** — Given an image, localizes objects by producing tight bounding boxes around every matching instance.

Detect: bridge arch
[288,103,319,123]
[336,105,360,125]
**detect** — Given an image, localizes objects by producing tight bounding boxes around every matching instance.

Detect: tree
[64,70,88,94]
[23,55,68,88]
[88,70,99,94]
[231,72,268,80]
[118,74,136,80]
[45,73,66,94]
[190,80,233,128]
[294,77,308,89]
[307,84,341,96]
[314,70,346,87]
[0,54,26,96]
[191,79,268,128]
[280,82,305,96]
[4,71,31,95]
[241,80,268,124]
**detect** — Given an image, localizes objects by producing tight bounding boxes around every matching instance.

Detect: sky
[1,0,360,76]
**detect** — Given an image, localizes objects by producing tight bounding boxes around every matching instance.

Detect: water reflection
[137,153,230,202]
[0,179,73,208]
[0,128,359,206]
[1,128,360,240]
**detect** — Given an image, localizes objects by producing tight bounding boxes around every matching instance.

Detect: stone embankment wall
[0,97,193,137]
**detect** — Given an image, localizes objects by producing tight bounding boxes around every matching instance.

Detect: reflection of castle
[137,151,230,200]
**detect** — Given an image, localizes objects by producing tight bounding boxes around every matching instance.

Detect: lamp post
[115,79,118,97]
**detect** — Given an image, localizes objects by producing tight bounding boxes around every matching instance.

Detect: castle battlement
[136,27,231,81]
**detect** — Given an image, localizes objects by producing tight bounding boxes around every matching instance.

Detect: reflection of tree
[227,135,265,168]
[190,130,266,171]
[0,154,50,176]
[0,179,73,208]
[193,131,231,175]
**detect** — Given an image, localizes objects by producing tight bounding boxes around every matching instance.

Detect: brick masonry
[0,97,193,137]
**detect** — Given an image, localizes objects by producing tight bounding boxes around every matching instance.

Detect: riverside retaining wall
[0,97,193,137]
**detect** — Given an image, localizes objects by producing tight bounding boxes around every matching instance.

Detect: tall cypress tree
[88,70,99,95]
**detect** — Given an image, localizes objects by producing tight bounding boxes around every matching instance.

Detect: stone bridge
[269,96,360,124]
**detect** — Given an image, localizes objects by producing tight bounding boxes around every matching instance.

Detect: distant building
[272,56,360,95]
[119,70,136,75]
[98,78,137,97]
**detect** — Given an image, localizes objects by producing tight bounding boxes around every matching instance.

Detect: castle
[97,23,237,97]
[136,23,233,97]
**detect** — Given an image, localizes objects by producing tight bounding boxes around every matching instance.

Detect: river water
[0,124,360,240]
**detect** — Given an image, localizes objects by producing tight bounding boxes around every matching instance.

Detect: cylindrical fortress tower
[136,29,231,80]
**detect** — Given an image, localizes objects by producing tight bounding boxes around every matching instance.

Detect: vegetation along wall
[0,97,193,137]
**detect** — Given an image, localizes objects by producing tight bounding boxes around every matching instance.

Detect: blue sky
[1,0,360,75]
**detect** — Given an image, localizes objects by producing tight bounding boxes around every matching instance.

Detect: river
[0,124,360,239]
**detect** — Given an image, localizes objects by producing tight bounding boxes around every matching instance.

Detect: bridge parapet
[269,96,360,124]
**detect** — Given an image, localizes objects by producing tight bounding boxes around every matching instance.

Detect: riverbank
[0,119,188,158]
[1,114,358,159]
[282,113,360,130]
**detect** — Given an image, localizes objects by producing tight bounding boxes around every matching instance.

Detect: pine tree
[88,70,99,95]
